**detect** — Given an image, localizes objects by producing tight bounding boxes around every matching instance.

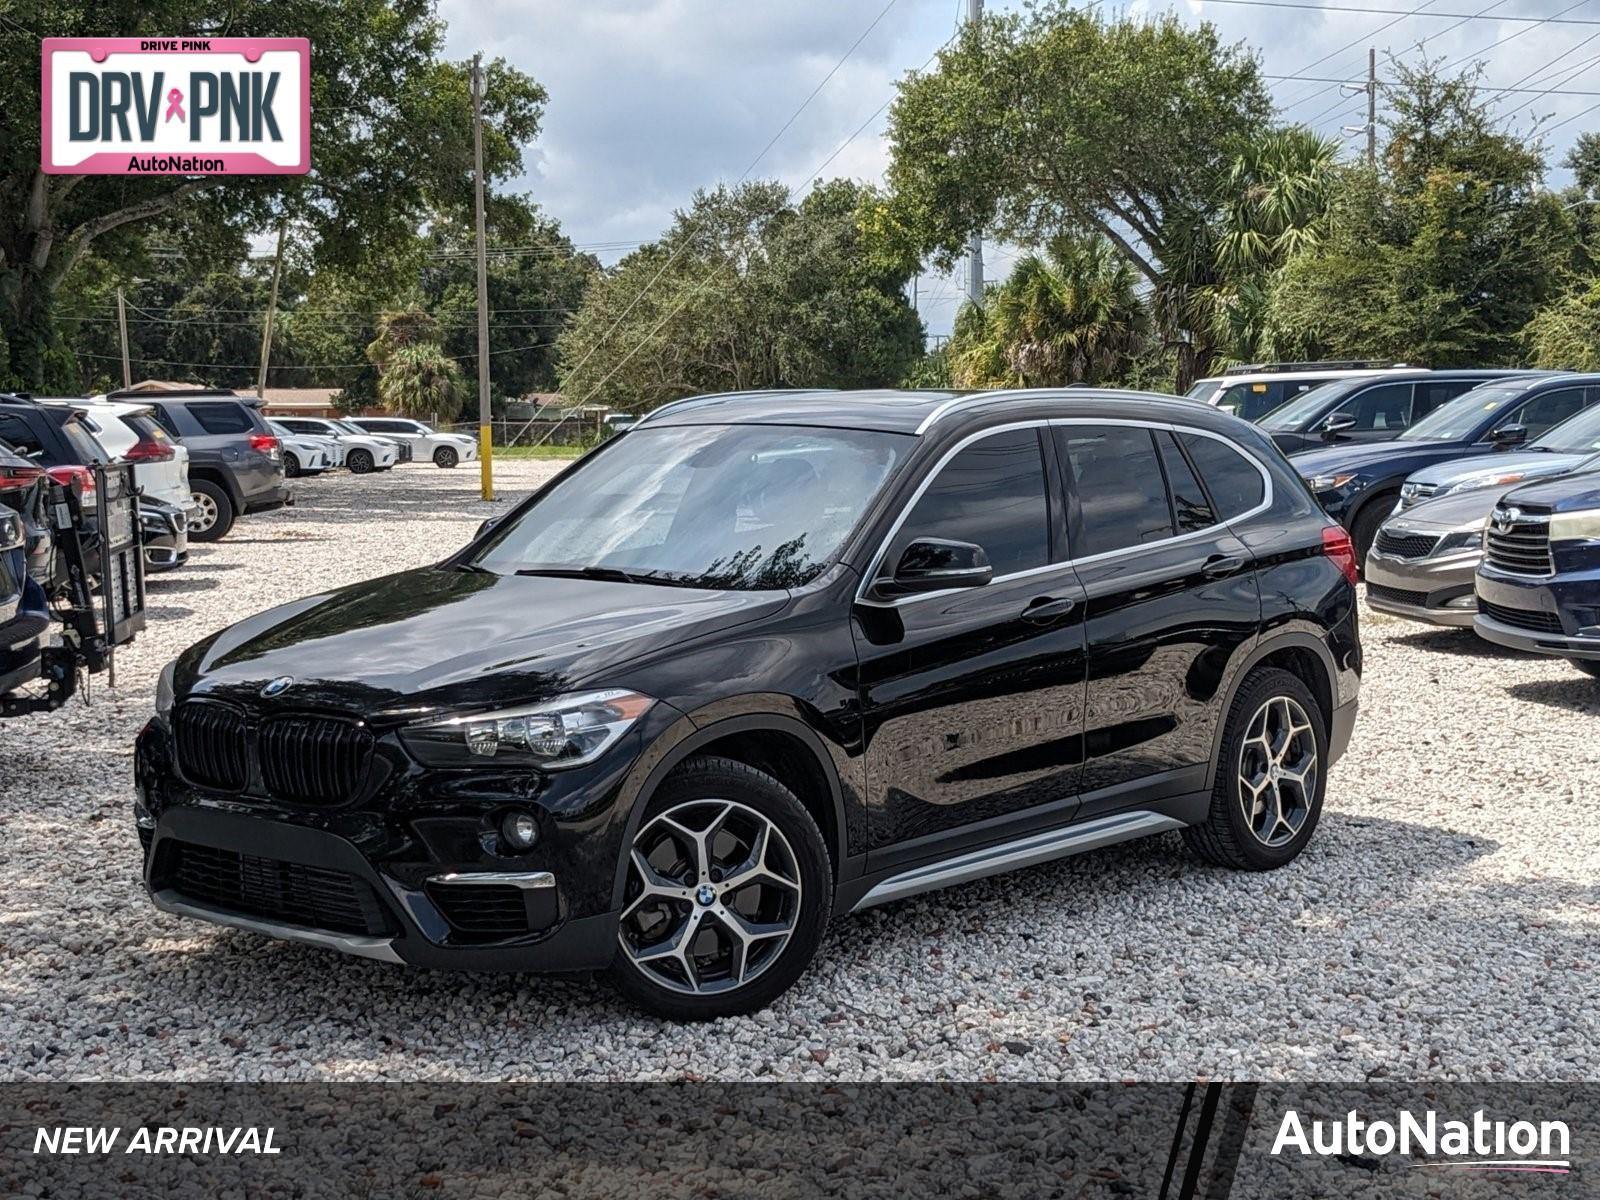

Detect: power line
[1204,0,1600,24]
[1267,72,1600,94]
[1275,0,1446,111]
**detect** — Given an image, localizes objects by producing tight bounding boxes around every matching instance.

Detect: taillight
[249,433,280,456]
[123,437,175,463]
[1321,525,1359,585]
[0,463,47,492]
[46,464,97,505]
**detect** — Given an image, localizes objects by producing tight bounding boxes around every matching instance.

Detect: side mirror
[474,516,501,539]
[875,538,992,597]
[1320,412,1357,440]
[1489,424,1528,448]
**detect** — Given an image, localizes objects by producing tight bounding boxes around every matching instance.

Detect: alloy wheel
[1237,695,1318,847]
[190,491,218,533]
[618,799,803,995]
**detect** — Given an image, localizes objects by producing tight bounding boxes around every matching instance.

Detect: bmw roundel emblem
[261,676,294,698]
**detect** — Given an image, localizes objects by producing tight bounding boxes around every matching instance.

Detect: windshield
[1185,379,1220,400]
[1531,403,1600,453]
[332,421,364,435]
[473,424,906,590]
[1257,379,1357,431]
[1397,386,1518,441]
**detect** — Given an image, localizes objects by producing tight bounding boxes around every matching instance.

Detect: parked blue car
[1289,374,1600,559]
[1475,472,1600,680]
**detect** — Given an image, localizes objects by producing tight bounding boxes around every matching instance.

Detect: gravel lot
[2,459,1596,1082]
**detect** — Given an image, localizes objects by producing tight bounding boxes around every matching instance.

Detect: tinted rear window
[1057,425,1174,557]
[186,402,257,435]
[1179,433,1265,520]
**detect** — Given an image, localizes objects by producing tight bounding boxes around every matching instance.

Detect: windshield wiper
[515,565,650,584]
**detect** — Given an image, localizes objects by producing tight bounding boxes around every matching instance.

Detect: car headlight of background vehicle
[155,660,176,719]
[401,689,655,769]
[1306,472,1358,492]
[1550,507,1600,542]
[1434,528,1483,554]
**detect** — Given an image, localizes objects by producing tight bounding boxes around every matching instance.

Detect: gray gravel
[1,459,1596,1082]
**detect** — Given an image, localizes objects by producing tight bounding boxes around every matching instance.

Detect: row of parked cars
[1189,361,1600,679]
[0,387,480,719]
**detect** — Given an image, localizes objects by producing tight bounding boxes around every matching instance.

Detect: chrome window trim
[855,417,1274,609]
[913,387,1188,435]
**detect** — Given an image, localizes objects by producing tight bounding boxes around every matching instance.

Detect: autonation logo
[1272,1108,1572,1175]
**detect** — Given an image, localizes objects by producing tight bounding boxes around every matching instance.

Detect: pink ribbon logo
[164,88,185,123]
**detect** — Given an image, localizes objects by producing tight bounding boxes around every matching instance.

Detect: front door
[854,425,1088,859]
[1054,423,1262,812]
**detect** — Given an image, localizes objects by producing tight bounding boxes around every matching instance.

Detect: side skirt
[845,807,1190,913]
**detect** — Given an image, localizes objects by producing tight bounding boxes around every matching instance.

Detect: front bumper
[1474,566,1600,659]
[1363,549,1479,627]
[131,712,651,972]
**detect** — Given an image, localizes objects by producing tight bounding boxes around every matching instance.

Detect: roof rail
[913,386,1189,435]
[1221,360,1412,375]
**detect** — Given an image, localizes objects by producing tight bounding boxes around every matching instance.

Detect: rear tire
[283,452,302,478]
[433,445,459,468]
[347,449,374,475]
[1183,667,1327,871]
[1571,659,1600,680]
[188,480,235,543]
[608,756,832,1021]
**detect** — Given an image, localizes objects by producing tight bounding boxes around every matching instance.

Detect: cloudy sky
[437,0,1600,339]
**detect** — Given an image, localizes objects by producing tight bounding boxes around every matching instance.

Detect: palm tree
[950,234,1149,388]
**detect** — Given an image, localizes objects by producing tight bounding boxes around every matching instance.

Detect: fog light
[134,803,155,831]
[501,811,539,852]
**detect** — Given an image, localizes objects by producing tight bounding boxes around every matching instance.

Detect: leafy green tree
[558,180,922,411]
[947,235,1148,387]
[0,0,545,391]
[1525,281,1600,370]
[866,4,1271,384]
[1267,61,1569,365]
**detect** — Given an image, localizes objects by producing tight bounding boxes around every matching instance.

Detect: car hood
[1499,472,1600,513]
[1388,484,1521,531]
[1289,440,1460,477]
[179,567,788,719]
[1408,449,1585,490]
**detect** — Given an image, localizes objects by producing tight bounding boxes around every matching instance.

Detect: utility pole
[115,287,131,390]
[471,53,494,501]
[1366,47,1377,169]
[257,224,286,401]
[966,0,984,305]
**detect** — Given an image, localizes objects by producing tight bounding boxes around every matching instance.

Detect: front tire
[188,480,235,543]
[1350,495,1396,567]
[346,449,374,475]
[1571,659,1600,680]
[283,452,302,478]
[433,445,460,468]
[1183,667,1327,870]
[608,756,832,1020]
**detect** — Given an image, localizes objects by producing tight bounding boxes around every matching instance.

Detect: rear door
[1056,422,1262,812]
[855,425,1088,858]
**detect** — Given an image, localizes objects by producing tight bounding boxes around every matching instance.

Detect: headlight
[1440,471,1527,499]
[1434,529,1482,554]
[401,689,655,769]
[155,660,177,719]
[1306,472,1358,491]
[1550,507,1600,542]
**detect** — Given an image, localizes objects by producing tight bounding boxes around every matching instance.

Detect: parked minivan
[136,389,1361,1019]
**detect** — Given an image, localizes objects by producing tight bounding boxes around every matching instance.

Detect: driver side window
[1331,382,1414,431]
[1498,387,1589,440]
[887,428,1051,579]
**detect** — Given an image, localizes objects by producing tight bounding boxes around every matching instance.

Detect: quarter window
[1179,432,1266,520]
[1057,426,1173,557]
[889,428,1050,577]
[187,402,255,435]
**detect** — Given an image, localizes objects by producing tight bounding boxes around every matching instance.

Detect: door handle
[1202,554,1245,579]
[1021,595,1077,623]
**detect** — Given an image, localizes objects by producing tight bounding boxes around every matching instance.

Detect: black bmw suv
[136,389,1362,1019]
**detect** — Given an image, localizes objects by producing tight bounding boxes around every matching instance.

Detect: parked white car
[267,422,340,476]
[271,417,399,474]
[348,417,478,468]
[39,398,198,523]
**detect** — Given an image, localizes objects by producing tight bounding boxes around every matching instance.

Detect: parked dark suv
[1474,471,1600,679]
[113,389,288,541]
[135,389,1362,1018]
